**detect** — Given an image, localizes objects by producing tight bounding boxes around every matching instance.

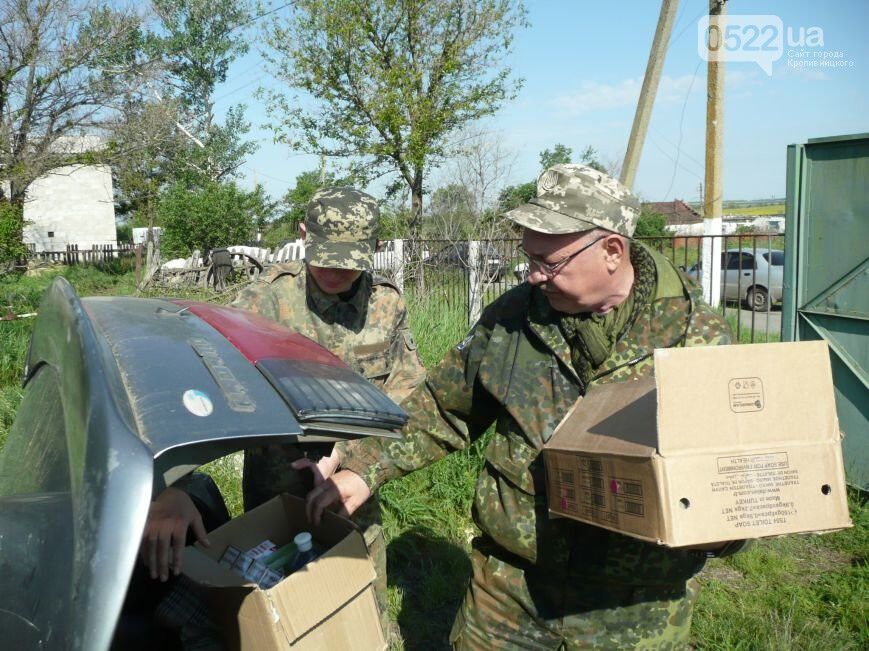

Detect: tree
[0,0,140,205]
[261,0,527,235]
[634,210,669,239]
[0,202,27,268]
[158,181,268,256]
[498,180,535,214]
[107,98,186,229]
[578,144,621,177]
[539,143,572,170]
[147,0,257,184]
[427,183,475,239]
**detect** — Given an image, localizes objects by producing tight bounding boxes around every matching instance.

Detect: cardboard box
[544,341,852,547]
[183,494,385,650]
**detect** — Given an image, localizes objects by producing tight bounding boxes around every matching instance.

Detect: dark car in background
[424,241,506,281]
[0,278,406,650]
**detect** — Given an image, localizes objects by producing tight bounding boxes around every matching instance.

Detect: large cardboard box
[183,494,385,650]
[544,341,852,547]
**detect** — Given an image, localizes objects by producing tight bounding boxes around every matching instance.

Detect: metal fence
[26,234,784,342]
[638,232,785,343]
[376,233,784,343]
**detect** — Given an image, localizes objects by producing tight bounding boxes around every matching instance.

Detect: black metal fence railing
[637,232,784,343]
[24,234,783,343]
[378,234,784,343]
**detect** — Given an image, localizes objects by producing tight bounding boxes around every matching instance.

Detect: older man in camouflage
[142,187,425,636]
[307,165,742,649]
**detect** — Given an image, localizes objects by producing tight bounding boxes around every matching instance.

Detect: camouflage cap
[305,187,379,270]
[504,164,640,237]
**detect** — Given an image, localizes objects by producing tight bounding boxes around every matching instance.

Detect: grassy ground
[0,266,865,650]
[726,204,786,216]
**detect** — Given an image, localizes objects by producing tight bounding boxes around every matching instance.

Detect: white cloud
[551,74,703,116]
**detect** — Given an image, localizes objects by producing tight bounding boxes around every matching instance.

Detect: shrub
[158,181,261,257]
[0,203,27,266]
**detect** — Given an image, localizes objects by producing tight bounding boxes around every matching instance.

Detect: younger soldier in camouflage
[142,187,425,638]
[232,187,425,636]
[307,166,743,649]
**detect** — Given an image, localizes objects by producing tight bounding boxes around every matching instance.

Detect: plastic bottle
[288,532,320,573]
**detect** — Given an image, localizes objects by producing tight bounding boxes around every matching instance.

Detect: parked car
[425,241,505,281]
[686,248,784,311]
[0,277,407,650]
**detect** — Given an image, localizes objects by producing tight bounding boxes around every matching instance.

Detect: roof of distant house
[642,200,702,225]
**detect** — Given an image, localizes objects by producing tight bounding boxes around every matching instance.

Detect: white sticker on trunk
[183,389,214,417]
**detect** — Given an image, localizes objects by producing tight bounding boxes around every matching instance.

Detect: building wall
[667,217,786,236]
[23,164,116,252]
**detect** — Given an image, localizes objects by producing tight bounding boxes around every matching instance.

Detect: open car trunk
[0,278,406,650]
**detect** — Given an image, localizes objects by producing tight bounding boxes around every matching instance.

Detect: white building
[22,136,117,253]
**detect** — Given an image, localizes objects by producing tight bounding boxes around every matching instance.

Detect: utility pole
[620,0,681,189]
[701,0,726,307]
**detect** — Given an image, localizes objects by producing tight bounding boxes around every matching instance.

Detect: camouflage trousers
[449,548,699,650]
[243,445,390,636]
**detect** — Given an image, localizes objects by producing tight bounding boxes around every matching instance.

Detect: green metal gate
[782,133,869,489]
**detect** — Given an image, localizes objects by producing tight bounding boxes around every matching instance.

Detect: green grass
[726,203,786,216]
[0,265,864,650]
[693,489,867,650]
[725,312,781,344]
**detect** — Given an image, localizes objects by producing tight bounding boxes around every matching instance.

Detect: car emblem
[183,389,214,417]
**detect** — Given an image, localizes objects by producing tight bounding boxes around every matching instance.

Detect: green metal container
[783,133,868,489]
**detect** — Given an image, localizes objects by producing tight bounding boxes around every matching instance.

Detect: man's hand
[291,448,341,487]
[140,487,210,581]
[305,470,372,526]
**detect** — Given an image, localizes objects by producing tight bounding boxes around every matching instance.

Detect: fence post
[393,239,404,293]
[702,220,723,307]
[468,240,482,325]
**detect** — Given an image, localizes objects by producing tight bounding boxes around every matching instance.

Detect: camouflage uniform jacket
[343,244,733,585]
[232,260,426,507]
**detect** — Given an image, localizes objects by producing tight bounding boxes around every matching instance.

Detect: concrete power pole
[701,0,726,307]
[620,0,681,189]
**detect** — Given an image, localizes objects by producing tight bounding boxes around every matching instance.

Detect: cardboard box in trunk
[544,341,852,547]
[182,494,385,650]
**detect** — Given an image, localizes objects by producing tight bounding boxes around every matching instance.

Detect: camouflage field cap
[504,164,640,237]
[305,186,379,270]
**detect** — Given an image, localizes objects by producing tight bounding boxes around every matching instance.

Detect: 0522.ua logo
[698,14,826,76]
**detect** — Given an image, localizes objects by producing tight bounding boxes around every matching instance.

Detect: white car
[687,248,784,311]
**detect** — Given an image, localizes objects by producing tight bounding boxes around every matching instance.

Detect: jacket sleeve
[230,281,281,322]
[381,297,427,404]
[684,285,735,347]
[341,320,499,491]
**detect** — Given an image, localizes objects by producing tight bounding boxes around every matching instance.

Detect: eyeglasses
[517,234,606,278]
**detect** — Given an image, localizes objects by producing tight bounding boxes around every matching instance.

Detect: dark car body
[425,241,506,281]
[0,278,405,650]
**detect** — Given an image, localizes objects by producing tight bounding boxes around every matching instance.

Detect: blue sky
[217,0,868,205]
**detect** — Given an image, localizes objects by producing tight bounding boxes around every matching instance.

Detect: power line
[233,2,295,32]
[647,133,704,183]
[214,74,266,102]
[649,125,705,172]
[663,57,703,200]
